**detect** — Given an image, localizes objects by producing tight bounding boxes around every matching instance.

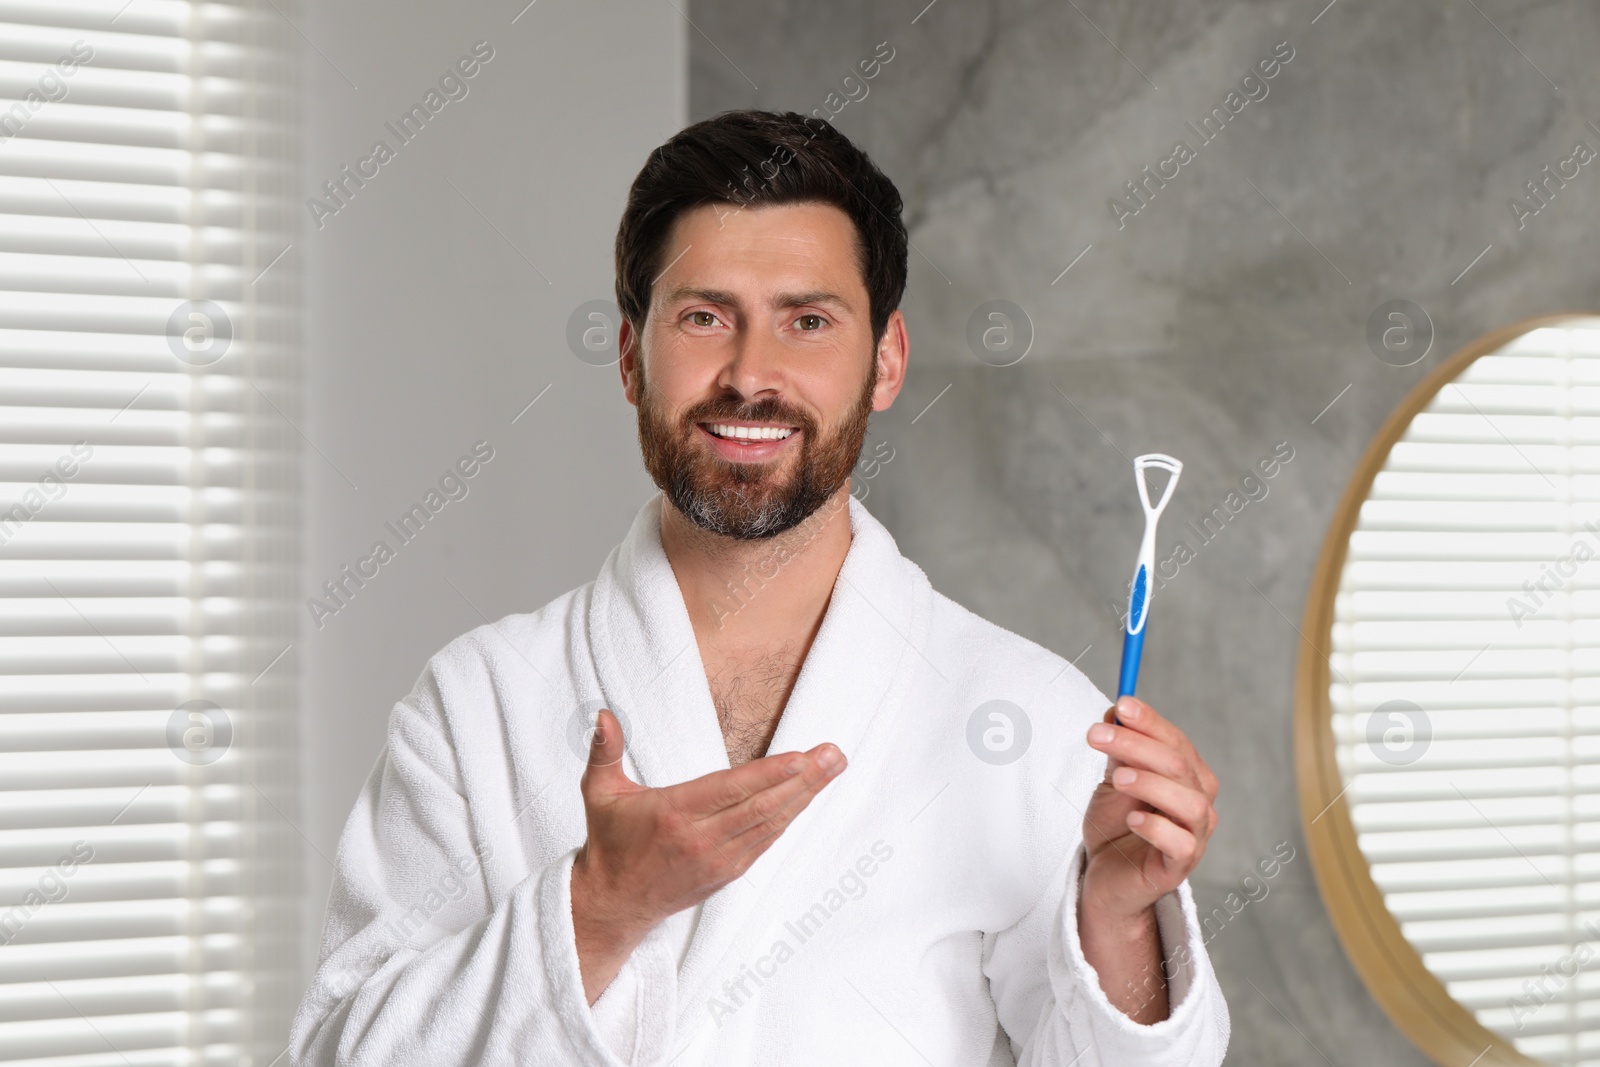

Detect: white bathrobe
[290,492,1230,1066]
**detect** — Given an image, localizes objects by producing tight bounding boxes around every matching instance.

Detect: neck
[662,482,855,648]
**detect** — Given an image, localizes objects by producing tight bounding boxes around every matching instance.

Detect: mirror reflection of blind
[0,2,300,1065]
[1332,317,1600,1067]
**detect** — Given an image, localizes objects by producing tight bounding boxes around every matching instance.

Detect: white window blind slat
[0,1,298,1064]
[1334,319,1600,1062]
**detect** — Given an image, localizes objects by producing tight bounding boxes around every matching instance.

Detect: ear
[619,317,641,407]
[871,308,909,412]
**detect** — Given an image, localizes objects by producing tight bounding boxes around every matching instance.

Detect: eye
[686,311,720,328]
[795,313,827,332]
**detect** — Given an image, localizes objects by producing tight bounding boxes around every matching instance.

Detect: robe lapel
[587,492,730,792]
[586,490,934,1038]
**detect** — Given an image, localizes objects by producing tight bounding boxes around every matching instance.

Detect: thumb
[582,706,630,785]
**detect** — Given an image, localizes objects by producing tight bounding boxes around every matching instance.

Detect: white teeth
[708,423,794,441]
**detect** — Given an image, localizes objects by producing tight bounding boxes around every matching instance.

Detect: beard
[635,356,877,541]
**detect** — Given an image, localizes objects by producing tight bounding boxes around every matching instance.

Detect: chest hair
[706,646,803,767]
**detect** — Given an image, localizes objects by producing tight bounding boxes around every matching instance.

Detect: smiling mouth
[700,422,797,442]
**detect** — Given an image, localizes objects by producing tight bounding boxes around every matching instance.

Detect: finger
[698,781,830,889]
[1125,809,1200,873]
[1109,765,1213,837]
[1084,774,1149,830]
[699,820,784,890]
[580,708,631,793]
[671,743,842,817]
[1112,699,1220,801]
[709,751,843,840]
[724,783,823,866]
[669,752,806,815]
[1099,707,1122,777]
[1087,721,1196,786]
[1081,792,1148,852]
[1112,697,1193,755]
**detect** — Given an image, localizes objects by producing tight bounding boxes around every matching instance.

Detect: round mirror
[1298,314,1600,1067]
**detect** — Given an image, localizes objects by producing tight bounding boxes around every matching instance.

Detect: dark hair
[614,109,908,348]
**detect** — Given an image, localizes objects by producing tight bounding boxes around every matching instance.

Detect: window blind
[0,2,300,1066]
[1332,317,1600,1066]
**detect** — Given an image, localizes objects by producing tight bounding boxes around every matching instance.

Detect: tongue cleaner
[1115,453,1183,723]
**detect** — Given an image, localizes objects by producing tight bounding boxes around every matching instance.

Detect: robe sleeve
[983,842,1231,1066]
[287,675,679,1066]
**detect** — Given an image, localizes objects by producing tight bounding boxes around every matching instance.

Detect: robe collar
[585,489,934,1025]
[587,489,933,786]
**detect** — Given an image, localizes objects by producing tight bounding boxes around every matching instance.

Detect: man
[291,110,1229,1065]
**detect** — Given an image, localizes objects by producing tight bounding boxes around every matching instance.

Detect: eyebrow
[661,286,854,315]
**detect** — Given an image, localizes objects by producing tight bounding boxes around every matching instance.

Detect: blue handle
[1118,628,1144,701]
[1114,563,1150,724]
[1114,629,1145,726]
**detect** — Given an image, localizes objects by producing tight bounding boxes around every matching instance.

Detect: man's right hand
[569,706,846,1005]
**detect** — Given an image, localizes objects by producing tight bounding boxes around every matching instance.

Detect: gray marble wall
[690,2,1600,1064]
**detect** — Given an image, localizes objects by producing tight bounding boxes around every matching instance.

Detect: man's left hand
[1080,695,1219,922]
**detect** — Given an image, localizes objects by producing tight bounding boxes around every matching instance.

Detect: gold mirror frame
[1295,312,1600,1067]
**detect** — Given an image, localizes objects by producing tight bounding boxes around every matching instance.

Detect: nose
[715,323,787,403]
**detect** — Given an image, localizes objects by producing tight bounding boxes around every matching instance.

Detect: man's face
[621,201,904,540]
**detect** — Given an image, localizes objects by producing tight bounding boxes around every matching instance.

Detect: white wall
[299,0,684,971]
